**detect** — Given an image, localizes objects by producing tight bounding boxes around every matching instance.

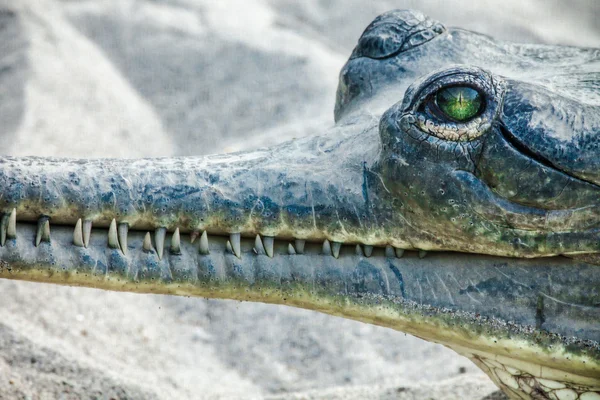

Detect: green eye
[435,86,483,122]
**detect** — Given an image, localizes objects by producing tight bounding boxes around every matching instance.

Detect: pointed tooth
[332,241,342,259]
[73,219,84,247]
[229,233,241,258]
[155,227,166,260]
[143,232,154,252]
[190,231,199,244]
[355,244,364,256]
[170,227,181,254]
[199,231,209,255]
[294,239,305,254]
[263,236,274,258]
[395,248,405,258]
[108,219,120,250]
[364,245,373,258]
[385,245,395,258]
[322,239,332,256]
[83,220,92,248]
[42,219,51,243]
[287,243,296,255]
[418,250,428,259]
[253,234,266,255]
[35,217,50,247]
[226,240,233,254]
[0,214,9,246]
[118,223,129,255]
[6,208,16,239]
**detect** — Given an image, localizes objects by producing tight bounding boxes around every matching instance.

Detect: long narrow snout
[0,120,379,244]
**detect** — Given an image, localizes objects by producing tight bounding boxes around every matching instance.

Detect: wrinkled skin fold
[0,9,598,399]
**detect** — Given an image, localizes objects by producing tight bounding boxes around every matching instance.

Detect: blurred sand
[0,1,597,398]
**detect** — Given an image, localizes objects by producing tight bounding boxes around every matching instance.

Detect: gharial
[0,9,598,399]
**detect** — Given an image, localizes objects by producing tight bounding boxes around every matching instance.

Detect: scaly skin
[0,10,598,399]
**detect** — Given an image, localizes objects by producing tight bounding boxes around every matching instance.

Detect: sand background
[0,1,598,399]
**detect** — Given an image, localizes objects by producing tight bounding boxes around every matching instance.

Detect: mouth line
[499,124,600,191]
[1,218,586,263]
[2,216,412,260]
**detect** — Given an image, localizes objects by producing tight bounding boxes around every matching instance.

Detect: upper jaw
[0,119,384,246]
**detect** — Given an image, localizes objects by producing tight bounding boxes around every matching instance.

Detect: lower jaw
[0,221,599,387]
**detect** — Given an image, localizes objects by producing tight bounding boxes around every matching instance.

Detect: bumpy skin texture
[0,9,599,399]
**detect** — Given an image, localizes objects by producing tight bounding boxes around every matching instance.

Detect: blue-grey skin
[0,10,598,399]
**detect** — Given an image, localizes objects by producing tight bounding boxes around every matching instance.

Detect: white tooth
[395,247,405,258]
[287,243,296,255]
[170,228,181,254]
[199,231,209,255]
[332,241,342,259]
[226,240,233,254]
[263,236,274,258]
[322,239,332,256]
[385,245,395,258]
[155,227,167,260]
[355,244,364,256]
[229,233,241,258]
[364,245,373,257]
[83,220,92,248]
[108,219,120,250]
[118,223,129,255]
[253,234,266,255]
[294,239,305,254]
[73,219,84,247]
[0,213,8,246]
[35,217,50,247]
[190,231,199,244]
[6,208,16,239]
[418,250,428,259]
[143,232,154,252]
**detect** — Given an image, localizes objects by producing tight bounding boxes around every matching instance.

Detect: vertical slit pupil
[435,86,483,122]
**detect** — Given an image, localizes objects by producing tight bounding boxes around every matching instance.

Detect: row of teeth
[0,209,428,260]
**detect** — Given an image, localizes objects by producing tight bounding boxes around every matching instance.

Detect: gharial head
[0,9,599,399]
[2,10,599,261]
[334,9,600,259]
